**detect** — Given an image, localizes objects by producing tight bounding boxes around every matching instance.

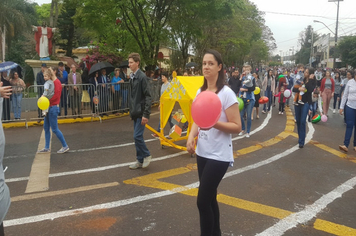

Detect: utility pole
[329,0,342,68]
[310,27,314,67]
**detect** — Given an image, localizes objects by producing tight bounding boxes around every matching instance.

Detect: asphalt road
[2,103,356,236]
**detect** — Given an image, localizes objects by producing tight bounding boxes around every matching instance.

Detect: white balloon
[284,89,291,98]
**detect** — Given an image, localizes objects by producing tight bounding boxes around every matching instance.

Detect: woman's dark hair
[347,70,355,78]
[201,49,225,94]
[334,72,341,82]
[267,69,273,79]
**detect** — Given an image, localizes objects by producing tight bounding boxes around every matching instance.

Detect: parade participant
[320,70,335,116]
[36,63,46,119]
[128,53,152,169]
[239,66,256,138]
[58,62,68,116]
[274,86,287,115]
[339,71,356,153]
[228,69,241,95]
[252,72,262,120]
[37,68,69,154]
[333,72,342,113]
[286,70,294,107]
[293,68,316,148]
[40,67,55,117]
[186,49,241,236]
[262,69,275,113]
[239,65,254,105]
[0,82,12,235]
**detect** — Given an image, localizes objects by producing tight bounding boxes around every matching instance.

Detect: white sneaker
[279,111,281,115]
[333,109,336,114]
[246,133,250,138]
[142,155,152,168]
[238,131,245,136]
[129,161,143,169]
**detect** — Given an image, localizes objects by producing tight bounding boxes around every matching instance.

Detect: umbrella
[186,62,198,68]
[118,60,129,68]
[339,67,347,70]
[0,61,18,72]
[89,61,114,77]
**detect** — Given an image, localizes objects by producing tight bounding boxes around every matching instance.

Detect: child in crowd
[308,87,319,122]
[239,65,254,105]
[293,64,305,105]
[41,69,55,116]
[274,86,287,114]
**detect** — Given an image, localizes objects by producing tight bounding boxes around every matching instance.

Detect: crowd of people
[226,65,356,150]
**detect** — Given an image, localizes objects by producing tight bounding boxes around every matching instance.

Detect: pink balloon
[191,91,222,129]
[321,115,328,122]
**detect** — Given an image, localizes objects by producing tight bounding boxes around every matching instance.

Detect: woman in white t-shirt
[186,49,241,236]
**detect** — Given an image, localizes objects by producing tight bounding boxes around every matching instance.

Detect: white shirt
[340,79,356,110]
[195,86,238,165]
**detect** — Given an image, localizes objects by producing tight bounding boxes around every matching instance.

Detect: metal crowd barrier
[2,80,161,126]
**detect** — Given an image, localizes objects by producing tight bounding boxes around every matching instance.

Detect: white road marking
[6,112,273,182]
[25,130,51,193]
[256,175,356,236]
[13,182,119,202]
[4,122,315,227]
[5,151,187,183]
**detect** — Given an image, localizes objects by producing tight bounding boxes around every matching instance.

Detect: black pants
[333,93,341,110]
[2,98,10,120]
[0,223,4,236]
[197,155,229,236]
[279,102,285,112]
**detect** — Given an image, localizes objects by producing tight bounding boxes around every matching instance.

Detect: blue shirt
[59,70,68,84]
[111,76,122,91]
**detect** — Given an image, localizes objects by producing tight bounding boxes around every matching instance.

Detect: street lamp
[314,20,336,68]
[313,20,335,35]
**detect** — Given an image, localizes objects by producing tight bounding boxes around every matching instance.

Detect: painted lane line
[256,175,356,236]
[13,182,119,202]
[25,130,51,193]
[313,219,356,235]
[232,110,272,141]
[4,121,314,227]
[5,151,187,183]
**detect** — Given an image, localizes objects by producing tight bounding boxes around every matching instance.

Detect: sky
[31,0,356,56]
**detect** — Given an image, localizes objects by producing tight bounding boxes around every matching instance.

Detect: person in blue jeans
[128,53,152,169]
[38,68,69,154]
[262,69,275,113]
[9,72,26,120]
[293,68,316,148]
[239,65,256,138]
[338,71,356,153]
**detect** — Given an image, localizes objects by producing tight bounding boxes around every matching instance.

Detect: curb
[2,112,130,129]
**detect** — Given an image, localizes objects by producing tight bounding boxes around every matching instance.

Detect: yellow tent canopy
[145,75,204,151]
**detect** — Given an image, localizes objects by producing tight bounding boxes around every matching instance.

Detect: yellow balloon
[254,87,261,95]
[37,97,50,110]
[181,115,187,123]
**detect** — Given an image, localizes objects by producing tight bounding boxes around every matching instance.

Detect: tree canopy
[338,36,356,68]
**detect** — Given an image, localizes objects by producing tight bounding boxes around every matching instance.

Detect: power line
[263,11,356,20]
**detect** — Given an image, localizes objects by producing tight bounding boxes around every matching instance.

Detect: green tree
[295,25,319,66]
[35,3,51,25]
[57,0,78,57]
[338,36,356,68]
[0,0,29,61]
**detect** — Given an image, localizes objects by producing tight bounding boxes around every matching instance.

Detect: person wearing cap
[36,63,47,119]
